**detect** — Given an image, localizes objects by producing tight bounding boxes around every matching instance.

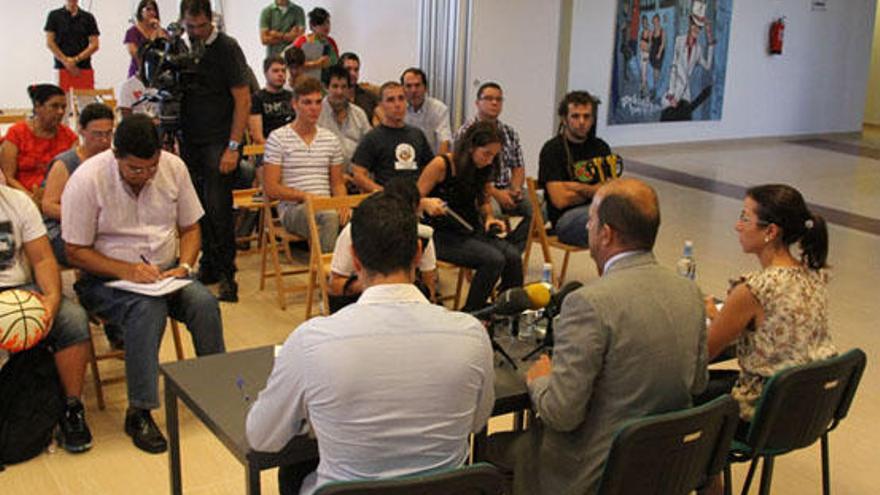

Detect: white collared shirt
[603,249,647,275]
[404,96,452,155]
[246,283,495,495]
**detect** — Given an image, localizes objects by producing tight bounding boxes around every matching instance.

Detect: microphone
[523,283,552,310]
[469,287,531,321]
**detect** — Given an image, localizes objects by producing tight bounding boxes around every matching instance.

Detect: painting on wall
[609,0,733,124]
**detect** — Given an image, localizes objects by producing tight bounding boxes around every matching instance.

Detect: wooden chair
[523,177,589,287]
[436,260,469,310]
[87,317,185,410]
[258,197,311,310]
[232,188,265,254]
[69,88,116,125]
[0,110,28,125]
[303,193,371,319]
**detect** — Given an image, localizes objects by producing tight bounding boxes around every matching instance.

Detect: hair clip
[804,219,814,230]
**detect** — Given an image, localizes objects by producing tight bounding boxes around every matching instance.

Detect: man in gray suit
[489,177,707,494]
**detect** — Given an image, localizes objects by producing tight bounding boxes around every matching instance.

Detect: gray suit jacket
[510,251,708,495]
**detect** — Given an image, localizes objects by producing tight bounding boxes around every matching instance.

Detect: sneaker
[124,408,167,454]
[218,277,239,303]
[58,398,93,453]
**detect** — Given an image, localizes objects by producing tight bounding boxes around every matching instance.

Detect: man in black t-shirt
[538,91,613,247]
[249,55,295,142]
[351,82,433,192]
[179,0,251,302]
[44,1,100,91]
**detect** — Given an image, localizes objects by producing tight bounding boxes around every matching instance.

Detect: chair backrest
[525,177,548,234]
[744,348,866,454]
[597,395,740,495]
[313,463,505,495]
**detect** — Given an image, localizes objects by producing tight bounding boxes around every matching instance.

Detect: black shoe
[124,408,167,454]
[218,277,239,303]
[58,398,92,453]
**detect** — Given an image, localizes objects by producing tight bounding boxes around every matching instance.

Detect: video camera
[139,22,204,142]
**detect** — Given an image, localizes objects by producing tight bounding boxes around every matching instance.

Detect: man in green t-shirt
[259,0,305,57]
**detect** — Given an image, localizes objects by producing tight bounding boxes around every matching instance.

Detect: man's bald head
[594,178,661,250]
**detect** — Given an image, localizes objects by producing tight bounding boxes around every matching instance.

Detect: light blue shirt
[405,96,452,155]
[246,283,495,495]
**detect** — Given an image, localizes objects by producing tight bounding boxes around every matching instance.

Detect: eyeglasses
[125,164,158,175]
[480,96,504,103]
[738,211,769,226]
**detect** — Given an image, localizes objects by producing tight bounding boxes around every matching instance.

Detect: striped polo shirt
[264,125,344,210]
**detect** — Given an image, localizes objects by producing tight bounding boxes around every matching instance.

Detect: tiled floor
[3,132,878,494]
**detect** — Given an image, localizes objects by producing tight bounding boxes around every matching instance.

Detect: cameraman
[179,0,251,302]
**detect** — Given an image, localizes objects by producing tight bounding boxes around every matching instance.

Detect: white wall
[864,0,880,125]
[0,1,419,109]
[570,0,877,146]
[466,0,563,175]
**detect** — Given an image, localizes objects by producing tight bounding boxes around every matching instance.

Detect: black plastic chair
[596,395,740,495]
[313,463,505,495]
[723,348,867,495]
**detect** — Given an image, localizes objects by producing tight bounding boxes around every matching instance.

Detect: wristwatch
[227,140,241,152]
[179,263,194,277]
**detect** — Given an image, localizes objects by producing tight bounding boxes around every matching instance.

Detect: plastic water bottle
[676,240,696,280]
[541,263,553,288]
[533,263,555,338]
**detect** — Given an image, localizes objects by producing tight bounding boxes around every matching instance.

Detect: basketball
[0,289,51,353]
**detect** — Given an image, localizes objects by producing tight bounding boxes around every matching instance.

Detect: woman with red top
[0,84,77,198]
[293,7,339,86]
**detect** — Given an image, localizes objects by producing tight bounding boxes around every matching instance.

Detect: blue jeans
[433,229,523,312]
[489,193,533,252]
[281,203,340,253]
[75,276,225,410]
[555,204,590,247]
[13,283,89,350]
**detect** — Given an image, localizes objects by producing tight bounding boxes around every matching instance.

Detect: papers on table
[106,277,192,297]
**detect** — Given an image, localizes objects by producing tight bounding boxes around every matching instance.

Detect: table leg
[166,384,182,495]
[246,463,262,495]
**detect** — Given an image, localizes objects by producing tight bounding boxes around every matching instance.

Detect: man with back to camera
[455,82,531,251]
[538,90,614,247]
[259,0,305,58]
[401,67,452,155]
[44,0,100,91]
[178,0,251,302]
[246,192,494,495]
[339,52,380,126]
[63,115,226,454]
[487,178,708,494]
[350,82,434,193]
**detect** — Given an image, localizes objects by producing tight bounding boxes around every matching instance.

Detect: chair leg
[454,268,467,310]
[740,458,759,495]
[305,264,317,319]
[169,320,185,360]
[559,251,571,286]
[723,463,733,495]
[259,219,270,291]
[821,433,831,495]
[757,456,774,495]
[86,330,106,411]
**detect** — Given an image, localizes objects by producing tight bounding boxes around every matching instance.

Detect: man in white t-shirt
[328,178,436,311]
[263,76,347,252]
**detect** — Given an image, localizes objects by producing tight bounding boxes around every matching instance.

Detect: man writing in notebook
[62,115,225,455]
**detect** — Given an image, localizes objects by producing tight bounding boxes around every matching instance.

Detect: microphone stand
[486,317,518,369]
[521,312,554,361]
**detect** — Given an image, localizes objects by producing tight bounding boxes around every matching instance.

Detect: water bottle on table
[676,240,696,280]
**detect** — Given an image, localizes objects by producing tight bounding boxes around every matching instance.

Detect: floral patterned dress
[731,266,837,420]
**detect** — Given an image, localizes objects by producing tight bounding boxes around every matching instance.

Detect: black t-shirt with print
[538,134,612,225]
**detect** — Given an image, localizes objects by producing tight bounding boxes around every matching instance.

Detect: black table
[160,345,529,495]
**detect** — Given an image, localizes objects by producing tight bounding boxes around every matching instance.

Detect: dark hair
[400,67,428,88]
[477,82,502,100]
[327,65,351,86]
[293,77,323,99]
[308,7,330,27]
[114,114,160,159]
[283,46,305,68]
[452,121,502,205]
[179,0,211,20]
[351,193,418,276]
[79,103,114,128]
[27,84,65,107]
[379,81,403,100]
[339,52,360,65]
[262,55,285,74]
[557,90,599,139]
[384,177,420,211]
[136,0,159,22]
[746,184,828,269]
[596,185,660,250]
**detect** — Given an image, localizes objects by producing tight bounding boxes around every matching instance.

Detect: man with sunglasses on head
[62,115,225,455]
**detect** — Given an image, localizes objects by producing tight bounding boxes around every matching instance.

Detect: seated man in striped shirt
[263,76,348,252]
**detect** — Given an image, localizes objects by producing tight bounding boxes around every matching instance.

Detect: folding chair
[69,87,116,124]
[303,193,371,319]
[723,349,867,495]
[523,177,589,286]
[258,197,310,310]
[597,395,739,495]
[314,462,504,495]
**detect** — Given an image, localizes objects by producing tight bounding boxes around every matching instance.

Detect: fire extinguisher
[769,17,785,55]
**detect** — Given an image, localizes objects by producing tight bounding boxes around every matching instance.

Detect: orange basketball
[0,289,51,353]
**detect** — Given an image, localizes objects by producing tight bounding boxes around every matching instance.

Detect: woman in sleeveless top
[639,15,652,96]
[649,14,665,98]
[417,121,523,312]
